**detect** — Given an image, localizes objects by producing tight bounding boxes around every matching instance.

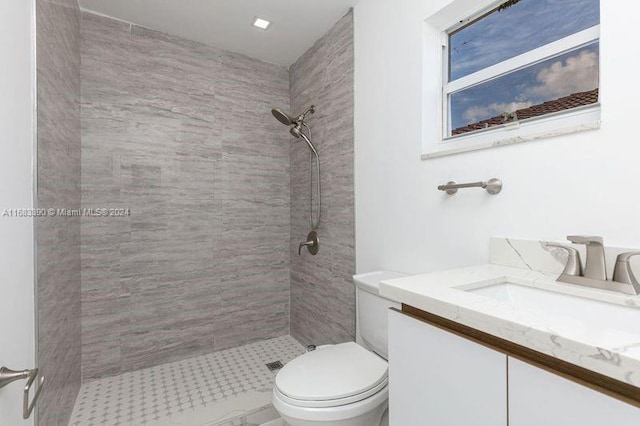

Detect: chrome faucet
[547,236,640,295]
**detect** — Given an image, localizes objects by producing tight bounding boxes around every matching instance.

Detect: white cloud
[524,49,599,100]
[460,49,598,126]
[463,101,533,124]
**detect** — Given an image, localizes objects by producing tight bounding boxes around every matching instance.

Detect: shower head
[272,105,318,155]
[273,105,321,230]
[272,108,296,126]
[271,105,316,126]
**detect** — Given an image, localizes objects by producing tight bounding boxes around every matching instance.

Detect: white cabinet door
[388,310,507,426]
[509,357,640,426]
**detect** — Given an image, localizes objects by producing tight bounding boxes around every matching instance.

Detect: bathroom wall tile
[81,11,291,380]
[289,11,356,346]
[36,0,82,424]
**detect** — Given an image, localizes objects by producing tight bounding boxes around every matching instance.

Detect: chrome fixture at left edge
[0,366,45,419]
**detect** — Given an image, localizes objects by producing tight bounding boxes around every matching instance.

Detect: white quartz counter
[380,263,640,388]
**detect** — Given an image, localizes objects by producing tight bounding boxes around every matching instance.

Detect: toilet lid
[275,342,388,402]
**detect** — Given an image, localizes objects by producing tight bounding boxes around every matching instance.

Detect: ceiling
[78,0,359,66]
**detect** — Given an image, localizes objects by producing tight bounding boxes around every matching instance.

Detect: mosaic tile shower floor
[69,336,303,425]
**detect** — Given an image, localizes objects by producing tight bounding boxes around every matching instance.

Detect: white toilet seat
[275,342,388,400]
[274,377,388,408]
[272,382,389,423]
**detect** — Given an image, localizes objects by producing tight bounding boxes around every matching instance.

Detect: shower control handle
[298,240,313,255]
[298,231,319,256]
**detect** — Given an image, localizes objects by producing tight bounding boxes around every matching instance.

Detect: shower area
[35,1,354,425]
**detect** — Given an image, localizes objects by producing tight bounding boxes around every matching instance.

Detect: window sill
[421,105,601,160]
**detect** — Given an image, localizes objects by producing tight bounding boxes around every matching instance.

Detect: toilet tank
[354,271,406,360]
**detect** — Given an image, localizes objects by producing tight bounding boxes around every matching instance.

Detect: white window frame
[422,0,601,160]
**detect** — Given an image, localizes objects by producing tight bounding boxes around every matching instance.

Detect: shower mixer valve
[299,231,319,256]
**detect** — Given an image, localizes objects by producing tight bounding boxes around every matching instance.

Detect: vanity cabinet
[388,310,507,426]
[508,357,640,426]
[388,309,640,426]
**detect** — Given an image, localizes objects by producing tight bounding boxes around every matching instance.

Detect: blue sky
[448,0,600,131]
[450,0,600,80]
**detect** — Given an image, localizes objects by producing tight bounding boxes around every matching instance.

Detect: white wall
[0,0,36,424]
[354,0,640,274]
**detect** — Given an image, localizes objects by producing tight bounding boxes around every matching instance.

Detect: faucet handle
[613,252,640,288]
[298,240,314,255]
[567,236,607,280]
[567,236,603,246]
[546,244,582,276]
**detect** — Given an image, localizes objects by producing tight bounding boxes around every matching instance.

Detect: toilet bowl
[272,343,388,426]
[272,271,406,426]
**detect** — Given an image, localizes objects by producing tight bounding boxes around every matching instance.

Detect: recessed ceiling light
[252,17,271,30]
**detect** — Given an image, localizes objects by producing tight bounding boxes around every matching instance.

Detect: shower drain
[266,361,284,372]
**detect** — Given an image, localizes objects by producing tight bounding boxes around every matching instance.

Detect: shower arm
[297,105,316,123]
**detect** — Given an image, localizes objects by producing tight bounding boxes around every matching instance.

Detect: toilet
[272,271,406,426]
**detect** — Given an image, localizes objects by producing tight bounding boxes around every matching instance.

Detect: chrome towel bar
[0,367,45,419]
[438,178,503,195]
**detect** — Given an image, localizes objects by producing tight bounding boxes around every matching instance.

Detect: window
[444,0,600,139]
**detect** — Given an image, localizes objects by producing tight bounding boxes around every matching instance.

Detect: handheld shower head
[290,124,303,138]
[290,123,318,156]
[271,105,321,230]
[271,108,296,126]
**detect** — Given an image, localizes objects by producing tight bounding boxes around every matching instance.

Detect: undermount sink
[464,281,640,338]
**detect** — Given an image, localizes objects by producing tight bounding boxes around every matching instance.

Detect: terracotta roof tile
[452,88,599,136]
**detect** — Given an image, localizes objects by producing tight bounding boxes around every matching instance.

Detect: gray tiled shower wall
[80,12,292,380]
[36,0,82,424]
[290,13,356,346]
[37,2,354,397]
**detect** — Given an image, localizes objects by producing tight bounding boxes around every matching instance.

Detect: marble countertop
[380,263,640,387]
